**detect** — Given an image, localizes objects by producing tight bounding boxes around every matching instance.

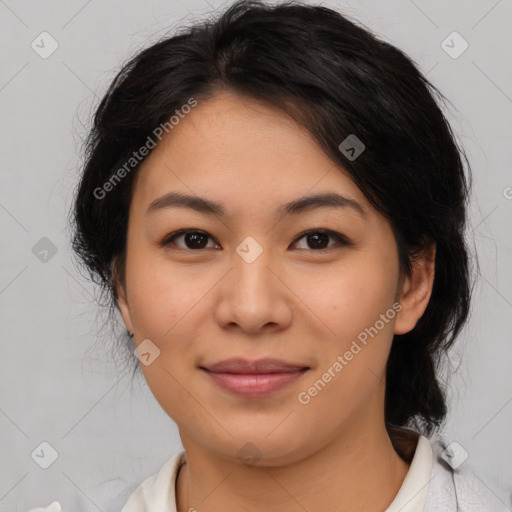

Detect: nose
[213,246,293,335]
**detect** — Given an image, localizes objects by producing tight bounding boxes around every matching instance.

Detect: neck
[176,422,413,512]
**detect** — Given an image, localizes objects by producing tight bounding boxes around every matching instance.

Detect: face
[116,91,434,465]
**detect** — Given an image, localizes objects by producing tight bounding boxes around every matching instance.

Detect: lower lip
[202,369,309,398]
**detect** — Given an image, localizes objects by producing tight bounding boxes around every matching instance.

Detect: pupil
[186,232,207,249]
[309,233,328,249]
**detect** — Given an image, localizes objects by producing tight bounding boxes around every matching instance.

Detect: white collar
[385,434,433,511]
[121,433,433,512]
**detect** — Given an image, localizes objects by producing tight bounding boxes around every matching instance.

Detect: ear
[111,259,134,333]
[394,241,436,335]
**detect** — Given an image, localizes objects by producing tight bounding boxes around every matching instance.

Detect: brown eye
[160,230,219,250]
[292,229,350,251]
[160,228,350,252]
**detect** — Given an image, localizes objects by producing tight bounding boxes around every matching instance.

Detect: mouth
[199,358,311,398]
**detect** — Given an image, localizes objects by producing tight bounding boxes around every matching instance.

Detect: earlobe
[394,242,436,335]
[111,259,134,334]
[117,287,134,334]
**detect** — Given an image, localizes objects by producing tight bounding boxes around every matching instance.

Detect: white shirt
[119,435,433,512]
[27,432,433,512]
[121,436,432,512]
[26,430,511,511]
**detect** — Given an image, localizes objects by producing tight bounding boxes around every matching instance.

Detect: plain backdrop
[1,0,511,510]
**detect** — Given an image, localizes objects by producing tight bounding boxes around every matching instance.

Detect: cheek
[299,266,397,417]
[126,247,203,339]
[307,254,398,341]
[298,253,399,410]
[127,255,207,419]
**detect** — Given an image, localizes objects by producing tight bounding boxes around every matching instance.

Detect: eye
[291,229,351,251]
[160,228,351,252]
[160,230,220,250]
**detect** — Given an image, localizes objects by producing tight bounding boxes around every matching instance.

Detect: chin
[197,428,313,467]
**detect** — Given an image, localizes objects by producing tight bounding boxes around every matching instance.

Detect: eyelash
[159,228,351,252]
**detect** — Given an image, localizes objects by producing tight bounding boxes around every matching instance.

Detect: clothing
[27,428,511,512]
[119,434,432,511]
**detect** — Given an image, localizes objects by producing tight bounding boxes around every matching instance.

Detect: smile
[201,368,310,398]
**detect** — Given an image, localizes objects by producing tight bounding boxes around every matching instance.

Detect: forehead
[130,91,370,220]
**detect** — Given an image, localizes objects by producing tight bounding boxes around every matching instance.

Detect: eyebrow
[145,191,366,219]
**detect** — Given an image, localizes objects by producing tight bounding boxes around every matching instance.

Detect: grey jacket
[424,436,512,511]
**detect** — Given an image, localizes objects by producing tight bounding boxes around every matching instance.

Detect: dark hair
[70,0,473,437]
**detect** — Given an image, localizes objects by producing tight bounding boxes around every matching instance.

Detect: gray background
[1,0,511,510]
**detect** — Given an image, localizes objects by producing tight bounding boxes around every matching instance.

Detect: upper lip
[201,358,310,374]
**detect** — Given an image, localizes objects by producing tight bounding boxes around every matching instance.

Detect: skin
[115,90,436,512]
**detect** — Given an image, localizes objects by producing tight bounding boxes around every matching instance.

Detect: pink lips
[200,358,310,398]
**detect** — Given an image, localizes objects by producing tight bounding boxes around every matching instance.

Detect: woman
[29,0,511,510]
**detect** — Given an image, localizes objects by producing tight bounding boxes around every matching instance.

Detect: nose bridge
[214,235,290,333]
[232,234,276,300]
[235,234,267,266]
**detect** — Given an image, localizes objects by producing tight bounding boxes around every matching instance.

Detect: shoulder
[25,477,138,512]
[424,435,512,512]
[119,450,186,512]
[27,451,186,512]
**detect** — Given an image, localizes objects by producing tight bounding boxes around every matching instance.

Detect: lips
[201,357,310,374]
[200,358,311,398]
